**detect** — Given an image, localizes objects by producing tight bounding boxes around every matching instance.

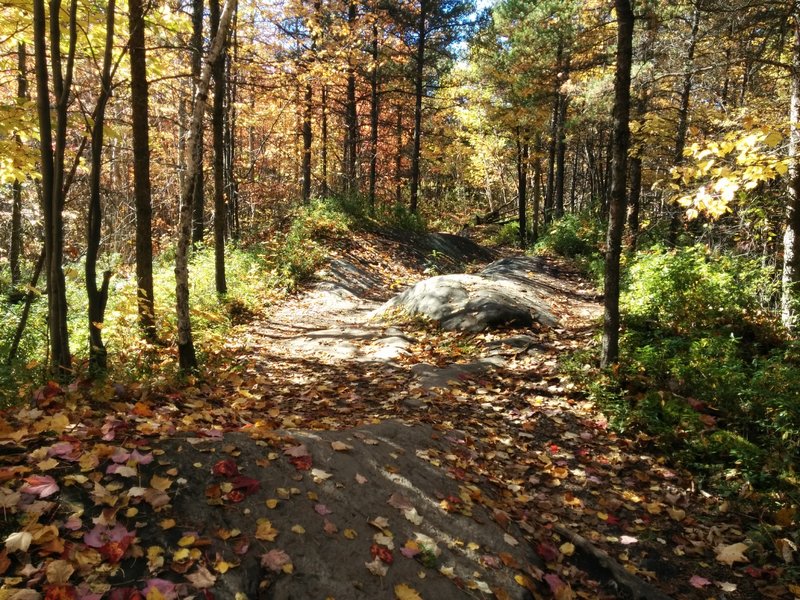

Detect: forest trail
[198,230,763,599]
[0,231,784,600]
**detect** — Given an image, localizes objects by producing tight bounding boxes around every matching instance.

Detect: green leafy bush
[535,214,598,258]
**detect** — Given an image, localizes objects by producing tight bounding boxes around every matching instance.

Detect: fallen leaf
[291,525,306,535]
[261,549,292,572]
[331,441,352,451]
[186,565,216,588]
[20,475,59,498]
[255,519,279,541]
[690,575,711,588]
[365,556,389,576]
[45,559,74,584]
[5,531,32,553]
[394,583,423,600]
[715,542,749,566]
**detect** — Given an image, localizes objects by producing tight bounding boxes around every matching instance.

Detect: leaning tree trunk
[175,0,237,372]
[783,12,800,332]
[129,0,157,340]
[85,0,116,373]
[210,0,227,294]
[409,0,427,213]
[601,0,633,368]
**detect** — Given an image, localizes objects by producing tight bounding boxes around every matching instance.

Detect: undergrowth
[564,244,798,511]
[0,197,392,402]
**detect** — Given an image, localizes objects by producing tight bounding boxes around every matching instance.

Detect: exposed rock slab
[374,257,559,332]
[133,421,538,599]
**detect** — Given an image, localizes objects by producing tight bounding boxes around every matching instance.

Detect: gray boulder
[374,256,559,332]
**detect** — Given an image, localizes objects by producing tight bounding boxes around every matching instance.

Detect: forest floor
[0,229,795,599]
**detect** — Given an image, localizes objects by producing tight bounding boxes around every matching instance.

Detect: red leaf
[212,459,239,478]
[230,475,260,495]
[21,474,59,498]
[289,455,312,471]
[370,544,393,565]
[536,543,560,562]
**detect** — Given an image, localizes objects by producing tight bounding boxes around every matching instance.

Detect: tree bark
[191,0,205,245]
[783,12,800,331]
[33,0,76,378]
[395,108,403,204]
[532,134,542,243]
[210,0,227,294]
[7,249,45,365]
[368,22,380,211]
[176,0,237,372]
[128,0,156,340]
[516,130,528,248]
[10,42,27,286]
[627,155,642,251]
[601,0,633,369]
[85,0,116,373]
[343,0,358,192]
[409,0,427,213]
[554,54,570,219]
[321,84,329,197]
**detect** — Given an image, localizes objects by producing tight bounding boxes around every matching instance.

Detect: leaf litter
[0,231,789,598]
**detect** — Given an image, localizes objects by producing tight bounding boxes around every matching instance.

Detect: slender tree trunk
[191,0,205,245]
[320,85,328,197]
[34,0,76,377]
[395,108,403,204]
[129,0,156,340]
[627,155,642,251]
[601,0,633,368]
[532,134,542,243]
[554,54,570,219]
[7,249,45,365]
[225,14,239,240]
[516,130,528,248]
[210,0,227,294]
[85,0,116,373]
[176,0,237,372]
[669,6,700,245]
[368,23,379,211]
[783,13,800,331]
[343,0,358,192]
[10,43,27,286]
[409,0,427,213]
[301,81,312,203]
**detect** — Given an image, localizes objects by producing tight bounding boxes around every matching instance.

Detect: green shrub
[535,214,598,258]
[492,222,521,246]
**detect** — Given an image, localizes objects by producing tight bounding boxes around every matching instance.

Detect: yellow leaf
[266,499,279,509]
[150,475,173,491]
[715,542,749,566]
[291,525,306,535]
[394,583,423,600]
[255,519,278,541]
[173,548,190,562]
[344,529,357,539]
[177,535,196,547]
[160,519,176,530]
[560,542,575,556]
[764,131,782,148]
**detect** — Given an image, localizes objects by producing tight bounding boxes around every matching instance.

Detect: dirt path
[210,233,770,600]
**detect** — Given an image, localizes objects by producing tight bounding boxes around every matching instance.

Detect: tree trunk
[7,249,45,365]
[368,23,379,211]
[395,108,403,204]
[343,0,358,193]
[627,155,642,251]
[783,13,800,331]
[128,0,156,340]
[176,0,237,372]
[191,0,205,245]
[554,54,570,219]
[601,0,633,368]
[33,0,76,378]
[210,0,227,294]
[301,81,312,204]
[321,84,329,197]
[669,6,700,245]
[10,42,27,286]
[532,134,542,243]
[409,0,427,213]
[225,12,239,240]
[85,0,116,373]
[516,130,528,248]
